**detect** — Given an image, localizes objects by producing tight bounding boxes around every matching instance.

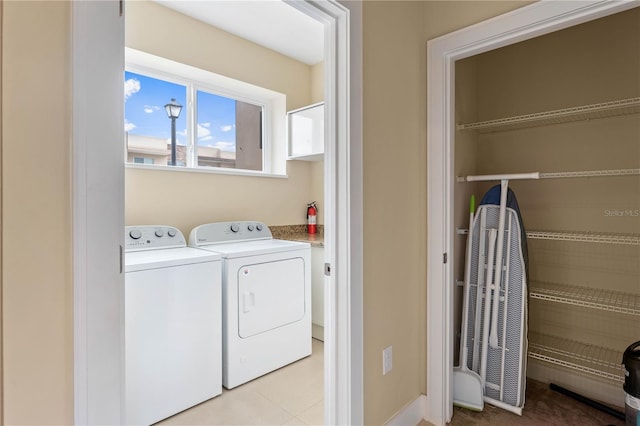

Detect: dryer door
[237,257,306,338]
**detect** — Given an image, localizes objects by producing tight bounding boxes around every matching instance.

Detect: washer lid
[125,247,222,272]
[195,238,310,258]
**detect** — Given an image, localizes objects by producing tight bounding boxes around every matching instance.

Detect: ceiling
[154,0,325,65]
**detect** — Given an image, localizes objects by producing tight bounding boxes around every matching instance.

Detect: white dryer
[124,225,222,426]
[189,221,311,389]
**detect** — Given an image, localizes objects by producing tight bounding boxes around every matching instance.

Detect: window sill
[125,163,288,178]
[288,153,324,161]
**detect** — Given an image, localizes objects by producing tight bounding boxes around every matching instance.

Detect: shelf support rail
[462,172,540,183]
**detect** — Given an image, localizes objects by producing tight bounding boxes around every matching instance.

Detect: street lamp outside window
[164,98,183,166]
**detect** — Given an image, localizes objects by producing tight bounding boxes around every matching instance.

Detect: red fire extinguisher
[307,201,318,234]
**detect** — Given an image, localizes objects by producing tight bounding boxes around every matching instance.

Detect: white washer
[124,225,222,426]
[189,221,311,389]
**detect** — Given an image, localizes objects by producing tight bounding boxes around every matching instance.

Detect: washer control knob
[256,224,263,231]
[230,224,240,233]
[155,229,164,238]
[129,229,142,240]
[167,229,176,237]
[247,224,255,231]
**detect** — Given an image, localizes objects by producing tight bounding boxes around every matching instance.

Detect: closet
[453,7,640,409]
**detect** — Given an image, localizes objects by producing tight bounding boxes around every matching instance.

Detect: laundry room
[123,1,326,424]
[447,6,640,424]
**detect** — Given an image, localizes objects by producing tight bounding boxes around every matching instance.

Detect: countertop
[270,225,324,248]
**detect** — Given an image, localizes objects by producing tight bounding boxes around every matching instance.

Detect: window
[196,90,262,171]
[124,48,287,175]
[133,157,155,165]
[125,72,187,166]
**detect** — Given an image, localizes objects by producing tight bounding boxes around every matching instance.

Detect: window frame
[124,48,287,176]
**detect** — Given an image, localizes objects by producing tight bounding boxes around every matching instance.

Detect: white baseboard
[384,394,428,426]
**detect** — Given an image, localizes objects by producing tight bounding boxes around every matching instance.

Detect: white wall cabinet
[288,102,324,161]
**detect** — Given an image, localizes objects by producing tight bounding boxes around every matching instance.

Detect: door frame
[426,1,638,424]
[72,1,363,424]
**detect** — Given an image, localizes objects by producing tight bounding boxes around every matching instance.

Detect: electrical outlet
[382,346,393,375]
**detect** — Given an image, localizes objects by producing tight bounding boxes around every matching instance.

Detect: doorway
[72,1,362,424]
[426,1,639,425]
[124,5,324,423]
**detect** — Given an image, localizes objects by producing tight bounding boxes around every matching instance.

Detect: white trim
[342,0,364,422]
[384,394,428,426]
[124,163,288,179]
[284,1,362,423]
[426,1,639,425]
[72,4,88,423]
[73,1,125,424]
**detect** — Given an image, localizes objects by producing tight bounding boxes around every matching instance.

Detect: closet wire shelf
[457,168,640,182]
[528,332,625,383]
[540,168,640,179]
[527,230,640,246]
[529,281,640,315]
[456,229,640,246]
[457,97,640,133]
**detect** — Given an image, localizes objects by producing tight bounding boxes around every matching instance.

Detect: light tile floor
[156,339,324,426]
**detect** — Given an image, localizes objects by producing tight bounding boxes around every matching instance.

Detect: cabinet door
[288,103,324,160]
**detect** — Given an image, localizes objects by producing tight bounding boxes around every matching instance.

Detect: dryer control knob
[247,224,255,231]
[155,229,164,238]
[129,229,142,240]
[256,224,263,231]
[167,229,176,237]
[230,224,240,233]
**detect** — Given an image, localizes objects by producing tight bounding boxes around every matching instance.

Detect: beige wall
[309,62,325,225]
[311,62,325,104]
[362,2,427,423]
[361,1,531,424]
[452,58,480,362]
[2,1,73,424]
[126,163,315,235]
[423,0,534,40]
[125,1,320,234]
[310,161,324,226]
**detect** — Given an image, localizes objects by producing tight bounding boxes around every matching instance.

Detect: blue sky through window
[197,91,236,153]
[124,71,187,145]
[124,71,238,153]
